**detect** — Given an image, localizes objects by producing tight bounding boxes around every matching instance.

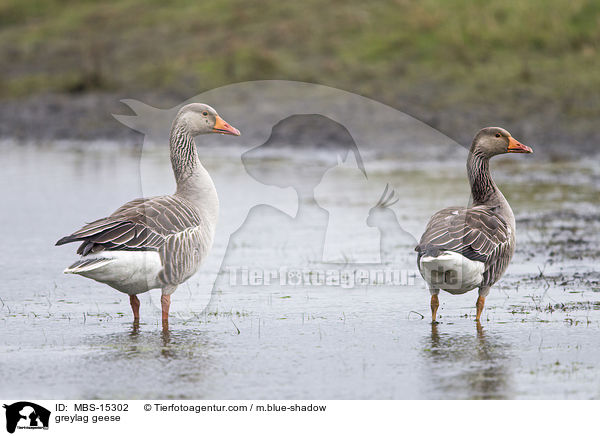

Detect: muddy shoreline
[1,91,597,156]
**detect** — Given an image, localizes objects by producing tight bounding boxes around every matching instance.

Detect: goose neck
[169,123,219,222]
[467,150,498,206]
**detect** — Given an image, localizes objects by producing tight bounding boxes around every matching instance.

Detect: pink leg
[161,294,170,329]
[129,295,140,321]
[475,296,485,322]
[430,294,439,322]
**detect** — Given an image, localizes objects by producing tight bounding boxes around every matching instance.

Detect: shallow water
[1,141,599,399]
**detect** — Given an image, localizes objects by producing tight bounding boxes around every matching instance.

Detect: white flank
[64,251,163,295]
[419,251,485,294]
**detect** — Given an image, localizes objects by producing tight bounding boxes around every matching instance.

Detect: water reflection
[130,320,140,336]
[85,324,213,362]
[76,325,216,398]
[160,327,175,359]
[422,323,513,399]
[127,321,175,358]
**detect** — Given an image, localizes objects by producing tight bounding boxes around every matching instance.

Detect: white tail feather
[64,258,115,274]
[419,251,485,294]
[63,251,163,295]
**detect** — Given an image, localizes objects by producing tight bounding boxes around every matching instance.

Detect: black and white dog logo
[3,402,50,434]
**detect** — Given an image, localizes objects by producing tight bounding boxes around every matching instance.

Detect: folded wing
[56,196,202,256]
[415,205,513,286]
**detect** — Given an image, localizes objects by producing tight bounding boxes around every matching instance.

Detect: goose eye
[202,111,208,116]
[495,133,501,138]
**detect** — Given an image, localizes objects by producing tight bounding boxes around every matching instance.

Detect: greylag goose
[56,103,240,327]
[415,127,532,322]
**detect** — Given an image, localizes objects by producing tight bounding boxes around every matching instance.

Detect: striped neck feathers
[169,123,218,220]
[467,149,504,207]
[170,124,200,186]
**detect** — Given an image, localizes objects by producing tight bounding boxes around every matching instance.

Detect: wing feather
[416,205,513,283]
[56,195,203,255]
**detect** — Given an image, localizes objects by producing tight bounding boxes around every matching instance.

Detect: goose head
[175,103,241,136]
[472,127,532,157]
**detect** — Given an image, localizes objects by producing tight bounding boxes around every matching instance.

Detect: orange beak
[213,115,241,136]
[507,136,532,153]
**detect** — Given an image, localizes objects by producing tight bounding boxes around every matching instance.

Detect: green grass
[0,0,598,118]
